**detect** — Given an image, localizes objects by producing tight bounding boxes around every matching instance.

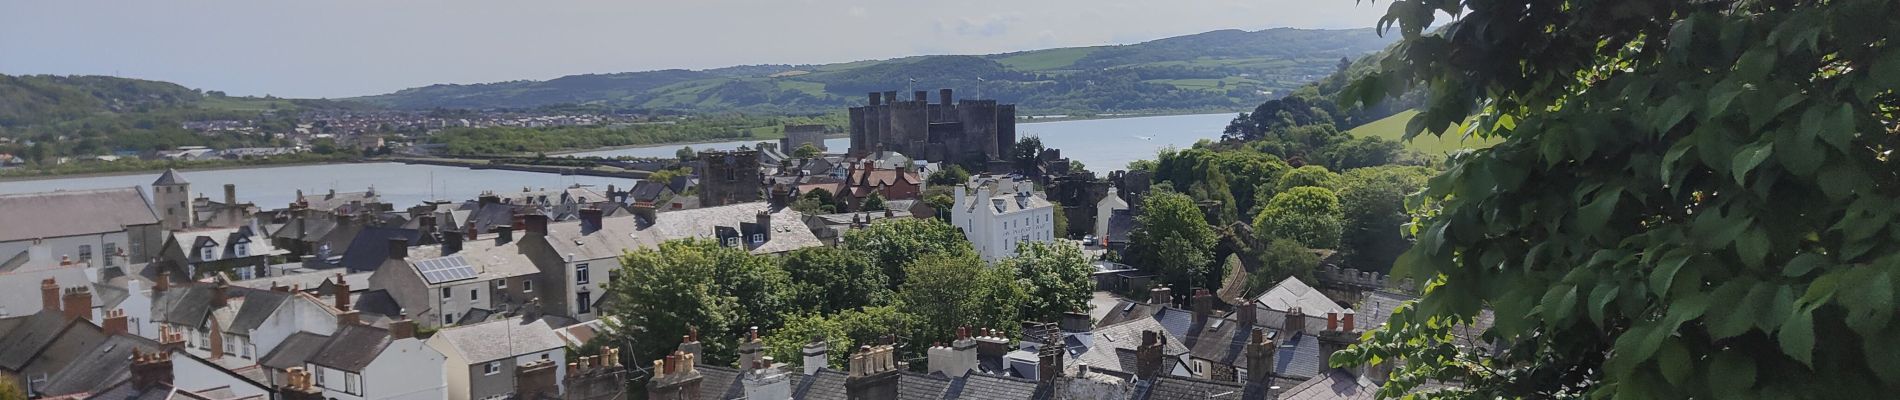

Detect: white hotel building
[952,175,1057,262]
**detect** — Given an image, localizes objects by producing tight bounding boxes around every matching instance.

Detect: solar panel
[415,255,478,285]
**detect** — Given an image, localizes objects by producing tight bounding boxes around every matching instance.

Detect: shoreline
[0,159,369,183]
[551,110,1240,156]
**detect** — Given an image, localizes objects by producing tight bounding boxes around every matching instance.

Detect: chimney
[390,314,417,340]
[157,325,187,353]
[1192,288,1213,321]
[647,350,704,400]
[974,328,1010,361]
[1135,330,1166,381]
[1285,307,1306,334]
[1036,327,1064,383]
[951,327,978,378]
[632,202,658,227]
[1343,311,1356,332]
[1238,300,1258,327]
[129,348,175,392]
[206,278,228,308]
[844,345,901,399]
[882,91,898,105]
[516,359,560,399]
[738,327,765,373]
[41,278,60,314]
[442,231,464,255]
[524,213,550,236]
[465,221,480,241]
[1318,313,1361,364]
[579,208,603,234]
[742,356,793,400]
[677,326,704,364]
[1244,328,1275,387]
[802,337,831,376]
[223,184,237,206]
[103,308,129,335]
[280,368,325,400]
[420,214,438,236]
[940,88,953,105]
[63,286,93,322]
[495,225,514,245]
[332,273,352,312]
[756,210,773,241]
[1149,286,1171,305]
[1059,312,1091,332]
[1327,312,1338,331]
[387,237,409,260]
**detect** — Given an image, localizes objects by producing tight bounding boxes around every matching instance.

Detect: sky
[0,0,1390,99]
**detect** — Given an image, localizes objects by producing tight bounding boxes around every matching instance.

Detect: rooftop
[0,187,160,242]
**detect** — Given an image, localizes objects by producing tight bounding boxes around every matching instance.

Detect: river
[0,113,1233,208]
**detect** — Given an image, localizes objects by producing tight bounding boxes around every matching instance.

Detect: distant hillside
[352,27,1398,114]
[0,74,372,161]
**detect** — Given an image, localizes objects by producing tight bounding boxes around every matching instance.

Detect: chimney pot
[333,273,352,312]
[1327,312,1339,331]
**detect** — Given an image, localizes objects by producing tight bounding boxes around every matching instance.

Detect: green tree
[1335,166,1431,272]
[793,143,822,159]
[861,192,887,211]
[676,146,696,161]
[792,187,838,214]
[835,305,914,351]
[1003,241,1095,323]
[1273,165,1343,193]
[899,251,1027,347]
[781,246,890,314]
[1128,191,1218,293]
[927,165,971,186]
[841,218,972,289]
[1336,0,1900,397]
[1126,159,1158,172]
[1012,136,1045,171]
[1252,187,1343,249]
[1248,237,1319,295]
[762,313,852,370]
[1050,201,1070,238]
[604,239,792,366]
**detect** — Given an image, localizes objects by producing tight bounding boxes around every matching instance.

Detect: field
[1346,110,1499,154]
[994,47,1100,71]
[197,96,302,112]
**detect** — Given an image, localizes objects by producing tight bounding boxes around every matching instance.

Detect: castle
[847,89,1016,165]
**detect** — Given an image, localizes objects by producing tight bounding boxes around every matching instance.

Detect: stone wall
[847,89,1016,168]
[698,150,763,207]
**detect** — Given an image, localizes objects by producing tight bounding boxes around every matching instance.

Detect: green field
[1347,110,1499,154]
[1146,77,1262,91]
[198,96,302,112]
[995,47,1100,71]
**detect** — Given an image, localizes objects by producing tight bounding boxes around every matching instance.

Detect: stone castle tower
[847,88,1015,166]
[698,150,763,207]
[153,168,194,230]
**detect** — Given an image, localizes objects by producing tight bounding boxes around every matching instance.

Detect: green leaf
[1730,140,1774,185]
[1737,226,1770,269]
[1542,284,1580,327]
[1578,187,1622,235]
[1651,250,1692,297]
[1734,48,1777,81]
[1658,338,1693,385]
[1778,308,1816,367]
[1707,282,1759,339]
[1783,253,1825,277]
[1842,269,1894,338]
[1589,282,1620,327]
[1820,103,1856,152]
[1709,351,1757,398]
[1704,79,1744,119]
[1758,285,1793,332]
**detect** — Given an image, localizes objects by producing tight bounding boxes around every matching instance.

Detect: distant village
[0,90,1421,400]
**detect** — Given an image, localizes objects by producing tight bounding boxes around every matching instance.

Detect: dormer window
[750,233,764,244]
[725,237,740,247]
[200,244,218,261]
[234,243,249,258]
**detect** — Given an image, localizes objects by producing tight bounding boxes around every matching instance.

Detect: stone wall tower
[153,168,194,230]
[698,150,764,207]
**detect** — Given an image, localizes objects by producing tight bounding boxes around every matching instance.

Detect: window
[485,361,502,375]
[724,237,740,247]
[443,313,455,324]
[577,292,592,314]
[471,289,479,301]
[496,279,507,289]
[607,270,619,283]
[79,245,93,261]
[575,263,590,285]
[103,243,117,266]
[344,372,361,395]
[224,334,237,355]
[750,233,764,243]
[314,367,326,387]
[522,279,533,292]
[195,329,209,349]
[234,243,249,257]
[243,343,254,360]
[441,287,451,299]
[200,245,217,261]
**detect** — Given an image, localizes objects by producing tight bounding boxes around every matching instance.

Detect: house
[366,232,539,328]
[520,203,821,322]
[158,226,285,280]
[0,187,164,268]
[258,318,447,400]
[0,245,108,319]
[426,316,567,400]
[147,278,294,362]
[1250,276,1352,335]
[832,160,923,211]
[627,180,675,205]
[951,175,1057,262]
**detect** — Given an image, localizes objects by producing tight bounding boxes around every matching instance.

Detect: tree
[1248,237,1319,295]
[899,251,1026,347]
[781,246,889,314]
[762,313,852,370]
[604,239,791,366]
[841,218,972,289]
[927,165,971,186]
[1126,159,1158,173]
[1012,136,1045,171]
[793,143,822,159]
[1252,187,1343,249]
[923,192,954,221]
[1051,202,1069,238]
[1335,166,1431,272]
[676,146,696,161]
[1128,191,1217,293]
[792,188,838,214]
[1336,0,1900,397]
[861,192,887,211]
[1067,159,1087,172]
[1274,165,1343,193]
[1003,242,1095,323]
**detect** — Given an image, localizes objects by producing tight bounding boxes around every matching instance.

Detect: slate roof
[260,331,331,370]
[540,216,658,262]
[946,372,1039,399]
[0,263,93,318]
[791,368,848,400]
[1131,375,1246,400]
[339,227,421,272]
[299,190,381,213]
[1075,318,1189,376]
[1254,277,1350,317]
[0,311,80,370]
[1278,368,1378,400]
[696,366,745,400]
[403,234,540,288]
[1357,290,1495,351]
[639,202,822,254]
[308,324,391,372]
[1103,210,1136,244]
[0,187,160,242]
[150,285,215,327]
[223,288,291,334]
[1274,332,1325,380]
[1184,316,1256,366]
[629,181,672,203]
[153,168,188,185]
[433,317,565,364]
[37,333,160,397]
[352,289,403,319]
[898,372,952,400]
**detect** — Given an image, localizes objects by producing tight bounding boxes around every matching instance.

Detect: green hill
[351,27,1398,114]
[1345,110,1497,154]
[0,74,372,162]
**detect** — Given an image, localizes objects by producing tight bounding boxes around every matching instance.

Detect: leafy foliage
[605,239,791,366]
[1252,186,1343,249]
[782,246,890,314]
[1129,190,1219,292]
[926,165,972,186]
[763,313,853,370]
[1336,0,1900,397]
[1248,238,1320,295]
[841,218,972,289]
[1335,165,1432,272]
[1003,241,1096,323]
[898,251,1027,352]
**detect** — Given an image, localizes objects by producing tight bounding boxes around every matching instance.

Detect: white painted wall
[0,232,131,269]
[429,335,474,400]
[169,352,270,399]
[361,338,449,400]
[562,258,613,320]
[251,295,340,357]
[953,181,1056,262]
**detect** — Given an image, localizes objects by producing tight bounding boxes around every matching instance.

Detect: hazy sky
[0,0,1389,99]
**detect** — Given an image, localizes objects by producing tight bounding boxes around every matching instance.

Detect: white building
[1095,187,1129,240]
[427,316,568,400]
[0,187,163,269]
[952,175,1057,262]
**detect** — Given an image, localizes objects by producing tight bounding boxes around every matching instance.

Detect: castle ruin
[848,89,1016,166]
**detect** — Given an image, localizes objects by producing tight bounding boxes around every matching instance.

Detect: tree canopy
[898,251,1027,352]
[1002,241,1096,323]
[841,218,973,289]
[1337,0,1900,397]
[1252,186,1344,249]
[1128,190,1219,293]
